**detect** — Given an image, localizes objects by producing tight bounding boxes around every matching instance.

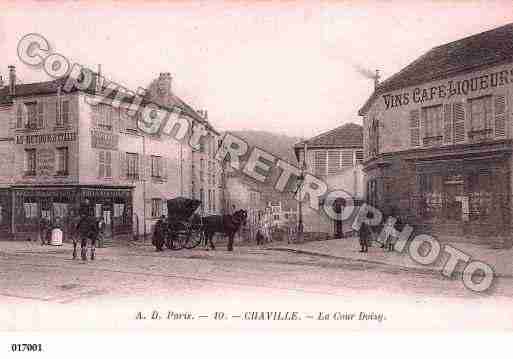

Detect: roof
[359,22,513,115]
[0,74,219,134]
[294,122,363,149]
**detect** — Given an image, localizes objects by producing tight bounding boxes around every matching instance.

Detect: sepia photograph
[1,0,513,356]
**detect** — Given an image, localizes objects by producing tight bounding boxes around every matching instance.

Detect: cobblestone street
[2,240,513,330]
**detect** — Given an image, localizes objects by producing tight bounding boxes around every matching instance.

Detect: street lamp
[297,142,307,242]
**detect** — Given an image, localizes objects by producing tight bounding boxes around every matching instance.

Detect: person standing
[153,215,166,251]
[358,221,371,253]
[75,205,97,261]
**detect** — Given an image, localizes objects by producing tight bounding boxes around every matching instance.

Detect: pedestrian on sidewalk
[358,221,371,253]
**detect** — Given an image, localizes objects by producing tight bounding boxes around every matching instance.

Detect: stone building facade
[0,67,223,240]
[359,23,513,245]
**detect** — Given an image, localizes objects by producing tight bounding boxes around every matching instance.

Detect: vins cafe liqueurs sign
[382,67,513,110]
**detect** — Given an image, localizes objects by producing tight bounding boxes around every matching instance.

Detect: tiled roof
[359,22,513,115]
[0,74,219,134]
[294,122,363,149]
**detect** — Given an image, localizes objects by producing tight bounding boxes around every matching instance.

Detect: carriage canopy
[166,197,201,222]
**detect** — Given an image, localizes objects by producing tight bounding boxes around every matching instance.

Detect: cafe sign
[382,67,513,110]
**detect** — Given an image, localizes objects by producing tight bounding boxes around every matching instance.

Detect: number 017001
[11,344,43,352]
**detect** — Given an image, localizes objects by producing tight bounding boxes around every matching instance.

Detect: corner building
[0,68,223,241]
[359,23,513,245]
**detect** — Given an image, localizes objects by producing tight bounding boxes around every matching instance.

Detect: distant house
[293,123,365,238]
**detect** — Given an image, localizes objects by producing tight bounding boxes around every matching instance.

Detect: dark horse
[202,209,248,251]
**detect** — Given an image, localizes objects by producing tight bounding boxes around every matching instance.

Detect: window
[369,118,380,156]
[208,189,212,212]
[151,199,162,218]
[314,150,327,176]
[470,96,492,132]
[200,159,204,182]
[99,151,112,178]
[25,149,36,175]
[422,105,443,139]
[58,100,70,127]
[56,147,69,175]
[126,152,139,179]
[328,150,340,175]
[23,202,38,218]
[16,104,24,128]
[95,204,102,218]
[26,102,38,128]
[114,203,125,218]
[151,155,162,177]
[212,190,216,212]
[274,214,280,220]
[341,150,354,169]
[53,203,69,219]
[355,150,364,165]
[97,104,113,131]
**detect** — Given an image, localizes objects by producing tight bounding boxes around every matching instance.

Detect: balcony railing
[126,173,139,180]
[468,128,493,143]
[422,135,443,147]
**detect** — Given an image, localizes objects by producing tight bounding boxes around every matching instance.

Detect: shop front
[410,153,511,240]
[10,185,133,241]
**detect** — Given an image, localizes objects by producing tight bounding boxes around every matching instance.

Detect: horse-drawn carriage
[153,197,248,251]
[162,197,204,250]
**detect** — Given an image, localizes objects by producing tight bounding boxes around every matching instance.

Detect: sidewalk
[268,236,513,278]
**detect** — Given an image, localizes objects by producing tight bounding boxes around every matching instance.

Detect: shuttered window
[443,104,452,144]
[453,102,465,143]
[341,150,354,169]
[98,151,111,178]
[409,109,420,147]
[314,150,327,176]
[327,150,340,175]
[469,96,492,131]
[494,94,506,137]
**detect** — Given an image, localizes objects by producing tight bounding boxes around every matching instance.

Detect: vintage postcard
[1,0,513,356]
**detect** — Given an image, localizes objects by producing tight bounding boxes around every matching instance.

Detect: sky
[1,0,513,139]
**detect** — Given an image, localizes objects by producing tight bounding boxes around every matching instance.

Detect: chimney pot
[8,65,16,96]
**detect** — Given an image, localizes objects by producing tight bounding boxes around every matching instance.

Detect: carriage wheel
[183,229,204,249]
[167,231,189,250]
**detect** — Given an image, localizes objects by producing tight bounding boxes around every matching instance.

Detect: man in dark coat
[153,215,166,251]
[359,221,372,253]
[75,206,98,260]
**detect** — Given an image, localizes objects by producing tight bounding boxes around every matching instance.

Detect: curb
[266,247,512,279]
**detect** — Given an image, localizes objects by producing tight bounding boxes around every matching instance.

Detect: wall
[301,165,364,237]
[363,62,513,159]
[0,105,14,185]
[13,93,80,185]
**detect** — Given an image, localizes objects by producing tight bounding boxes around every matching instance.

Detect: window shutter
[161,157,168,180]
[140,154,147,181]
[443,103,452,144]
[453,102,465,143]
[15,104,24,128]
[494,94,506,138]
[119,152,127,179]
[98,151,105,178]
[421,108,427,142]
[105,151,112,177]
[37,101,44,128]
[409,109,420,147]
[54,99,60,127]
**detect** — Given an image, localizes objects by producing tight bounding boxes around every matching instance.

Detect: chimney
[374,69,380,89]
[157,72,172,96]
[8,65,16,96]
